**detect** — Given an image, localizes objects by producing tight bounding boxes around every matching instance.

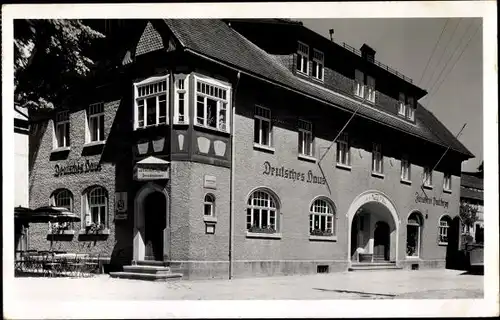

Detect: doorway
[143,191,166,261]
[374,221,390,261]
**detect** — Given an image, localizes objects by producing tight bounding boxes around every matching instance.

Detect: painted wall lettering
[415,192,449,208]
[54,159,102,177]
[262,161,326,185]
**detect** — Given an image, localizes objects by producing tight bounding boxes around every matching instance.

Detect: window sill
[49,230,75,235]
[84,140,106,147]
[443,189,452,194]
[371,172,385,179]
[336,163,352,171]
[298,154,317,163]
[51,146,71,153]
[423,185,434,190]
[310,76,324,84]
[405,256,421,259]
[253,143,275,154]
[203,216,217,223]
[194,123,230,135]
[296,69,309,77]
[246,231,282,239]
[401,178,412,185]
[309,235,337,242]
[135,123,168,131]
[438,242,448,246]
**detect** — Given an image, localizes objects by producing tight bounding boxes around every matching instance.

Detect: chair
[42,253,61,277]
[67,254,85,278]
[83,253,100,277]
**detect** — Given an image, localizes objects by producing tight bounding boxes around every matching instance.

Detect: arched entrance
[347,190,399,264]
[133,182,169,262]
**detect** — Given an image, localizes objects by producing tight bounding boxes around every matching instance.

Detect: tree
[459,201,479,233]
[14,19,104,112]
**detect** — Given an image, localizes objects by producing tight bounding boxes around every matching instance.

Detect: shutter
[355,69,364,84]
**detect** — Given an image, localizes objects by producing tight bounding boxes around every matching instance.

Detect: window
[298,119,313,157]
[254,105,272,147]
[354,69,365,98]
[423,166,433,187]
[398,92,406,116]
[311,49,324,81]
[247,189,279,233]
[54,111,70,148]
[407,212,423,257]
[406,96,415,120]
[372,143,383,174]
[134,76,168,129]
[296,42,309,75]
[204,194,215,217]
[336,132,350,166]
[310,198,335,236]
[401,155,411,181]
[438,215,452,244]
[174,74,189,124]
[83,186,108,228]
[49,189,74,233]
[366,75,376,103]
[443,173,452,191]
[195,78,230,132]
[87,103,105,143]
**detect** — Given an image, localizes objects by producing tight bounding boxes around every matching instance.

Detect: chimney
[360,43,376,63]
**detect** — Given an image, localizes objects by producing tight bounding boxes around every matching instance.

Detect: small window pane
[146,97,156,126]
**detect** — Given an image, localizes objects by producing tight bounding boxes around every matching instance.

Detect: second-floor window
[398,92,406,116]
[298,119,313,157]
[354,69,365,98]
[254,105,272,147]
[174,74,189,124]
[372,143,383,174]
[195,79,230,132]
[135,76,168,129]
[296,42,309,75]
[87,103,105,143]
[366,75,376,103]
[443,173,452,191]
[54,110,70,148]
[406,96,415,121]
[336,132,350,166]
[401,155,411,181]
[311,49,324,81]
[423,166,433,187]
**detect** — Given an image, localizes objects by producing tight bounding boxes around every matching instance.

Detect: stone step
[134,260,170,267]
[351,262,396,268]
[348,264,403,272]
[123,265,171,274]
[109,271,182,282]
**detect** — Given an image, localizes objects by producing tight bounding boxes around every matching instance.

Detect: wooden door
[374,221,390,261]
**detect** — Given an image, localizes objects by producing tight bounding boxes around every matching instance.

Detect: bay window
[134,76,168,129]
[174,74,189,124]
[195,78,230,132]
[298,119,313,157]
[296,41,309,75]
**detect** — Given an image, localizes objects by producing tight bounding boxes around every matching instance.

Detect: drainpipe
[229,71,241,279]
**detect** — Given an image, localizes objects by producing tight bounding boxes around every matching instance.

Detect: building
[460,171,484,243]
[27,19,474,279]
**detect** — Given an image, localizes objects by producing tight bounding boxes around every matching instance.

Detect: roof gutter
[183,48,473,159]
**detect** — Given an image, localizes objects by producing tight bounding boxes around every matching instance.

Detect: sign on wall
[415,192,449,209]
[133,156,170,181]
[54,159,102,177]
[115,192,128,212]
[204,175,217,189]
[262,161,326,185]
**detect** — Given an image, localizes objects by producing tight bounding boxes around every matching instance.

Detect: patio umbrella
[15,206,56,223]
[32,206,81,222]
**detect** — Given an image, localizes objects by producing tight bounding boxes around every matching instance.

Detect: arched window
[204,194,215,217]
[309,198,335,236]
[438,215,452,244]
[83,186,108,229]
[407,212,423,257]
[247,189,279,233]
[51,189,73,211]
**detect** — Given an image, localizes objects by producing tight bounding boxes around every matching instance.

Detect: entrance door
[374,221,390,261]
[143,191,166,261]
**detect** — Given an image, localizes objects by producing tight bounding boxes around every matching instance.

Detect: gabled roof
[160,19,473,158]
[461,172,484,190]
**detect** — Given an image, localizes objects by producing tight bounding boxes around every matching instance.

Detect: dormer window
[366,75,376,103]
[296,42,309,75]
[354,69,365,98]
[406,96,415,121]
[311,49,324,81]
[398,92,406,116]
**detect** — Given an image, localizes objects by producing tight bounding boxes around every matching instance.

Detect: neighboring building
[460,171,484,243]
[15,105,30,252]
[27,19,474,279]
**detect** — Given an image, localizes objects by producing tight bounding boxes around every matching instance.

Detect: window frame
[311,48,324,81]
[254,105,273,148]
[246,189,280,235]
[398,92,406,116]
[438,215,452,245]
[53,110,70,149]
[354,69,365,98]
[174,74,189,125]
[194,74,231,133]
[406,212,423,258]
[423,166,433,188]
[49,189,74,233]
[366,75,376,103]
[309,198,336,237]
[401,155,411,183]
[406,96,415,121]
[298,119,314,157]
[336,132,351,168]
[372,143,384,176]
[81,186,109,231]
[443,173,452,192]
[133,75,169,130]
[86,103,106,144]
[203,193,215,217]
[296,41,310,75]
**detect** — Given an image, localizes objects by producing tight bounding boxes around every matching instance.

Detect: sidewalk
[10,269,483,300]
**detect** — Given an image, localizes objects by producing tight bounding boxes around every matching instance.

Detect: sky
[301,18,483,172]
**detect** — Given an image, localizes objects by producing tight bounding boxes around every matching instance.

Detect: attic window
[311,49,324,81]
[406,97,415,121]
[296,42,309,75]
